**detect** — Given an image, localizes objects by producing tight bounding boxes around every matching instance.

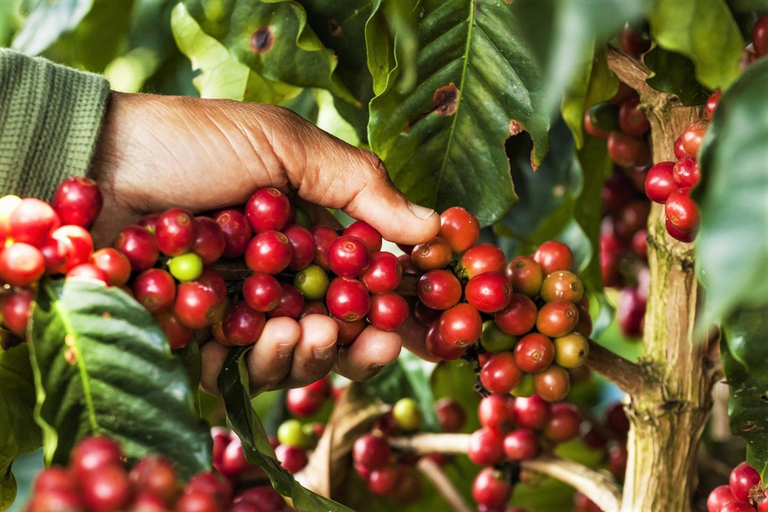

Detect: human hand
[89,92,441,393]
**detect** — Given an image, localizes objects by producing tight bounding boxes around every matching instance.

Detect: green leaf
[697,57,768,325]
[171,3,301,103]
[721,306,768,480]
[181,0,357,104]
[218,346,353,512]
[649,0,744,90]
[175,338,202,414]
[644,47,710,106]
[0,344,40,510]
[12,0,93,55]
[361,351,440,432]
[28,279,211,479]
[364,0,419,96]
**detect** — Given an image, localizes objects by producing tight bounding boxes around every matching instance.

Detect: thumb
[278,117,440,245]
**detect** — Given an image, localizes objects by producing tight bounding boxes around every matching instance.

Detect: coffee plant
[3,1,768,511]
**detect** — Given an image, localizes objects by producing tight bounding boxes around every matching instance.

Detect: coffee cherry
[361,252,402,294]
[514,333,555,373]
[619,24,651,56]
[191,217,226,265]
[540,271,583,303]
[70,437,123,481]
[681,120,709,158]
[618,96,650,135]
[536,300,580,338]
[66,263,109,283]
[436,398,466,433]
[277,419,313,449]
[544,403,581,442]
[291,264,329,301]
[213,209,252,258]
[411,237,453,271]
[267,283,305,319]
[368,466,403,496]
[478,394,515,432]
[245,188,291,233]
[327,235,371,278]
[353,434,391,470]
[753,14,768,57]
[503,429,539,460]
[326,277,370,321]
[299,301,327,319]
[425,320,467,360]
[585,103,620,132]
[184,471,232,505]
[133,269,176,313]
[721,502,756,512]
[505,256,544,297]
[607,131,649,167]
[480,352,522,394]
[156,209,196,257]
[9,198,60,247]
[533,365,571,402]
[439,207,480,253]
[413,299,441,326]
[0,242,45,286]
[335,317,366,345]
[235,487,286,510]
[707,485,739,512]
[242,273,282,312]
[460,243,506,278]
[220,302,265,346]
[286,385,326,418]
[614,201,651,242]
[494,294,538,336]
[219,436,252,477]
[584,112,611,138]
[90,249,131,287]
[418,269,462,310]
[173,282,223,329]
[1,289,33,336]
[465,272,512,313]
[245,230,293,274]
[513,395,551,430]
[632,228,648,258]
[366,293,409,331]
[534,241,573,274]
[0,195,21,243]
[673,158,701,188]
[282,224,313,272]
[665,188,699,232]
[480,320,517,352]
[81,465,132,512]
[665,218,697,243]
[729,462,761,502]
[511,374,537,398]
[468,427,504,466]
[472,467,513,508]
[168,255,203,285]
[114,226,159,272]
[51,177,103,228]
[310,226,339,271]
[604,402,630,440]
[706,90,722,120]
[52,225,94,273]
[438,303,482,347]
[553,332,590,369]
[618,286,646,337]
[343,221,382,253]
[33,467,78,494]
[155,311,192,350]
[392,398,422,430]
[129,456,178,505]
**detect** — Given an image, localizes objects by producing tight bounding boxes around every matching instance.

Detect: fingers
[333,326,402,381]
[246,317,302,392]
[274,315,339,389]
[398,315,439,363]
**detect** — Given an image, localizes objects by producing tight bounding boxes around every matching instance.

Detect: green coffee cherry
[294,205,313,229]
[392,398,422,431]
[294,265,330,300]
[481,320,518,352]
[169,253,204,282]
[277,419,313,449]
[510,373,536,398]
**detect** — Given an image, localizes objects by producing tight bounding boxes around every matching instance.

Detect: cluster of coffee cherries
[708,462,768,512]
[25,435,292,512]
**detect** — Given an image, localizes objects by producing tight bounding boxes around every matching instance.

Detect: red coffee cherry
[619,24,651,56]
[435,398,466,433]
[90,248,132,287]
[367,293,409,331]
[607,131,649,167]
[472,468,513,508]
[514,333,555,373]
[540,271,584,303]
[173,281,223,329]
[51,177,103,228]
[439,207,480,253]
[267,283,305,319]
[708,485,739,512]
[460,243,506,278]
[438,303,482,347]
[536,299,580,338]
[665,218,697,243]
[665,188,699,232]
[221,301,266,346]
[300,300,328,318]
[533,365,571,402]
[66,263,109,283]
[284,224,315,271]
[681,120,709,158]
[418,269,462,310]
[413,299,441,326]
[191,217,226,266]
[242,273,282,312]
[70,437,123,481]
[533,241,573,274]
[544,403,582,443]
[335,317,366,346]
[513,394,551,430]
[155,311,193,350]
[503,428,539,460]
[286,384,327,418]
[673,135,688,160]
[81,465,132,512]
[311,226,339,271]
[361,251,402,294]
[129,456,178,505]
[480,352,522,394]
[245,230,293,274]
[673,158,701,188]
[706,90,722,120]
[368,466,403,496]
[114,225,159,272]
[353,434,391,470]
[328,235,371,277]
[343,220,382,253]
[245,187,291,233]
[176,489,221,512]
[618,96,650,135]
[1,289,33,336]
[465,272,512,313]
[9,198,60,246]
[411,237,453,271]
[133,269,176,313]
[184,470,232,505]
[156,208,196,257]
[213,209,252,259]
[468,427,504,466]
[494,294,538,336]
[478,394,515,432]
[505,256,544,297]
[0,242,45,286]
[425,320,467,360]
[729,462,761,502]
[326,277,370,322]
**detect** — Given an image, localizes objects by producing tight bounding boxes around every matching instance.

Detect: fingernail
[408,201,435,220]
[367,363,387,375]
[277,342,294,359]
[313,344,337,361]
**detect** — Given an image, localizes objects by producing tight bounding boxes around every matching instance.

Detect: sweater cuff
[0,50,110,201]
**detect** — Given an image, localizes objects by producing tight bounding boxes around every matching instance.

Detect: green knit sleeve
[0,49,110,201]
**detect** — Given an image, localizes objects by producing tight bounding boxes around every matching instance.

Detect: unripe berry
[533,365,571,402]
[505,256,544,297]
[392,398,422,430]
[169,253,204,282]
[553,332,590,368]
[480,320,517,352]
[294,264,330,300]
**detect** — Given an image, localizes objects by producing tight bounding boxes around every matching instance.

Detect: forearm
[0,49,110,200]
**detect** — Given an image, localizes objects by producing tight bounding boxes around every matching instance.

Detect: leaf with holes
[181,0,357,105]
[28,279,211,478]
[0,344,40,510]
[649,0,743,90]
[218,346,353,512]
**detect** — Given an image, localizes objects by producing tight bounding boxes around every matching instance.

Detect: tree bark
[606,48,722,512]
